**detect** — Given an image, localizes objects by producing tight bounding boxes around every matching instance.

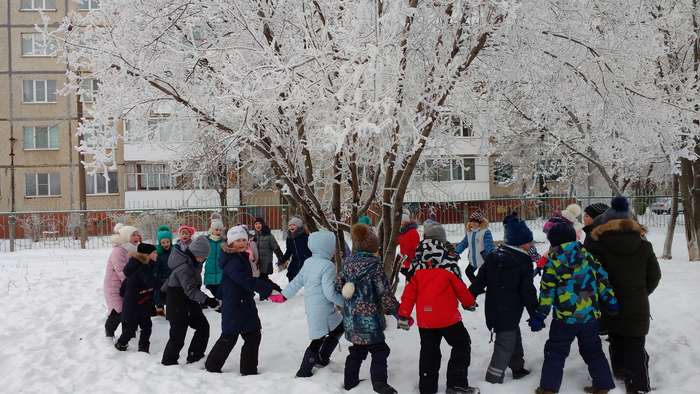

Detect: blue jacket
[281,231,312,279]
[219,248,274,335]
[455,228,495,269]
[337,252,399,345]
[282,231,345,340]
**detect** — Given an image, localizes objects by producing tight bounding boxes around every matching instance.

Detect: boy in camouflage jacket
[530,217,619,394]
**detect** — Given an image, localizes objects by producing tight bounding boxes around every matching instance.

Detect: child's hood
[168,245,197,270]
[343,253,380,282]
[550,241,586,268]
[308,230,336,260]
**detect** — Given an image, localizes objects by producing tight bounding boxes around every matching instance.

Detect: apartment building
[0,0,123,212]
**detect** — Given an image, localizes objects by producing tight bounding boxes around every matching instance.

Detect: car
[650,198,683,215]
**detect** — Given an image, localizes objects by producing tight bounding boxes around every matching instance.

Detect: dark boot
[317,336,340,367]
[446,386,480,394]
[512,368,531,380]
[205,334,238,373]
[371,381,397,394]
[114,342,128,351]
[584,387,610,394]
[296,347,317,378]
[535,389,556,394]
[105,310,121,338]
[138,342,150,353]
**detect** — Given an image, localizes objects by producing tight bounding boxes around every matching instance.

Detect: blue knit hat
[503,212,533,246]
[600,196,633,223]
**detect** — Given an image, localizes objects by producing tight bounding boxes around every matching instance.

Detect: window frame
[19,0,57,11]
[79,79,98,103]
[126,163,174,191]
[25,172,61,197]
[78,0,100,11]
[423,156,477,182]
[86,171,119,195]
[20,32,57,57]
[23,125,60,150]
[22,79,57,104]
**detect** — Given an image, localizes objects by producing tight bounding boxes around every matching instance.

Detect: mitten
[528,312,546,332]
[396,316,414,330]
[205,297,219,308]
[269,294,287,303]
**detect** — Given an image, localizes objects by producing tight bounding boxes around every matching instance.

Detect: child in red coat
[398,222,479,394]
[398,213,420,281]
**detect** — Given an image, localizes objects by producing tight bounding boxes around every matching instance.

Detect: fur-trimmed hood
[591,218,644,240]
[128,251,152,264]
[591,218,647,255]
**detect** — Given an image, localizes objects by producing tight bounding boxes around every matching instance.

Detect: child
[154,225,173,316]
[397,212,420,281]
[468,212,538,384]
[253,217,284,299]
[337,223,400,394]
[115,243,158,353]
[176,224,196,250]
[204,218,225,301]
[205,226,274,374]
[455,210,495,283]
[104,223,141,337]
[398,221,479,394]
[560,204,584,240]
[280,217,311,281]
[530,219,619,394]
[161,235,219,366]
[269,230,345,377]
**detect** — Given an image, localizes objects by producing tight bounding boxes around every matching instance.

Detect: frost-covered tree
[54,0,507,272]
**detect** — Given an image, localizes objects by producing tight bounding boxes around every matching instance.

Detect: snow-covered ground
[0,228,698,393]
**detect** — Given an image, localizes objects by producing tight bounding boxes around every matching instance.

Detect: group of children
[102,197,661,394]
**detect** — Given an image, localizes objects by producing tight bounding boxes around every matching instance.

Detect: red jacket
[399,268,476,329]
[398,225,420,269]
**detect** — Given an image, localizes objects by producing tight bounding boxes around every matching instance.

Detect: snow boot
[371,381,397,394]
[584,387,610,394]
[317,336,340,367]
[512,368,531,380]
[446,386,480,394]
[114,342,128,351]
[535,388,556,394]
[186,352,205,364]
[296,348,317,378]
[138,342,150,353]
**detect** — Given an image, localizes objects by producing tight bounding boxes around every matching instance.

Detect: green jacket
[204,236,223,285]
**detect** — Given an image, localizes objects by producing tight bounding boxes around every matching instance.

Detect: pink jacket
[103,245,130,313]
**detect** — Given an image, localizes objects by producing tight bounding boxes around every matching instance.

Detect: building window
[126,163,173,191]
[79,79,98,103]
[23,126,59,150]
[20,0,56,10]
[23,80,57,103]
[82,124,116,148]
[86,171,118,195]
[451,116,474,137]
[25,172,61,197]
[78,0,100,11]
[21,33,57,56]
[493,160,514,184]
[424,157,476,182]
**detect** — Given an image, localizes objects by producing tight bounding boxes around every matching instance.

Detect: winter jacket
[455,227,496,270]
[337,252,400,345]
[405,239,462,282]
[469,244,538,332]
[203,236,223,286]
[399,241,476,329]
[589,219,661,337]
[219,247,273,335]
[154,248,172,282]
[536,241,618,325]
[247,240,260,278]
[281,230,312,279]
[255,226,283,275]
[103,243,135,313]
[162,245,209,304]
[121,253,159,323]
[398,223,420,273]
[282,231,345,339]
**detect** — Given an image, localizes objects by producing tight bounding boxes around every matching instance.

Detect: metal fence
[0,204,290,252]
[0,195,681,252]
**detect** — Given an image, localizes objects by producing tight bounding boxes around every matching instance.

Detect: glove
[463,302,478,312]
[396,316,414,330]
[606,301,620,316]
[205,297,219,309]
[269,294,287,303]
[528,313,546,332]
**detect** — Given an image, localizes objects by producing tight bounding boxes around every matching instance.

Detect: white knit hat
[111,223,139,245]
[226,226,249,244]
[561,204,584,232]
[210,219,224,231]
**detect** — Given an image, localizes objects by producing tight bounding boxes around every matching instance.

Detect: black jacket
[219,247,273,335]
[588,219,661,337]
[469,245,538,333]
[122,253,158,322]
[281,231,312,279]
[154,248,172,282]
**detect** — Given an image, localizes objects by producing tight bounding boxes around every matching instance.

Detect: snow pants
[609,334,651,392]
[485,328,525,383]
[344,341,390,389]
[161,287,210,365]
[540,320,615,392]
[105,309,121,337]
[117,305,152,351]
[297,322,345,376]
[205,330,262,375]
[418,321,472,394]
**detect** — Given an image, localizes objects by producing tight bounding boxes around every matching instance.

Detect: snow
[1,229,698,393]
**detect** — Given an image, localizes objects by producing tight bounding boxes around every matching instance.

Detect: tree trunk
[662,174,679,259]
[218,187,228,227]
[679,157,700,260]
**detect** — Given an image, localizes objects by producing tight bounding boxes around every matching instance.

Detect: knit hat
[137,242,156,255]
[600,196,633,223]
[357,215,372,226]
[209,219,224,231]
[351,223,379,253]
[423,221,447,243]
[189,235,210,257]
[469,210,485,223]
[546,217,577,246]
[111,223,139,245]
[560,204,584,232]
[503,212,533,246]
[288,217,304,229]
[177,224,197,237]
[254,217,265,225]
[226,226,249,244]
[584,203,609,220]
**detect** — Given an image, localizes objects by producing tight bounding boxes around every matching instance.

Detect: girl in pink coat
[104,223,141,338]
